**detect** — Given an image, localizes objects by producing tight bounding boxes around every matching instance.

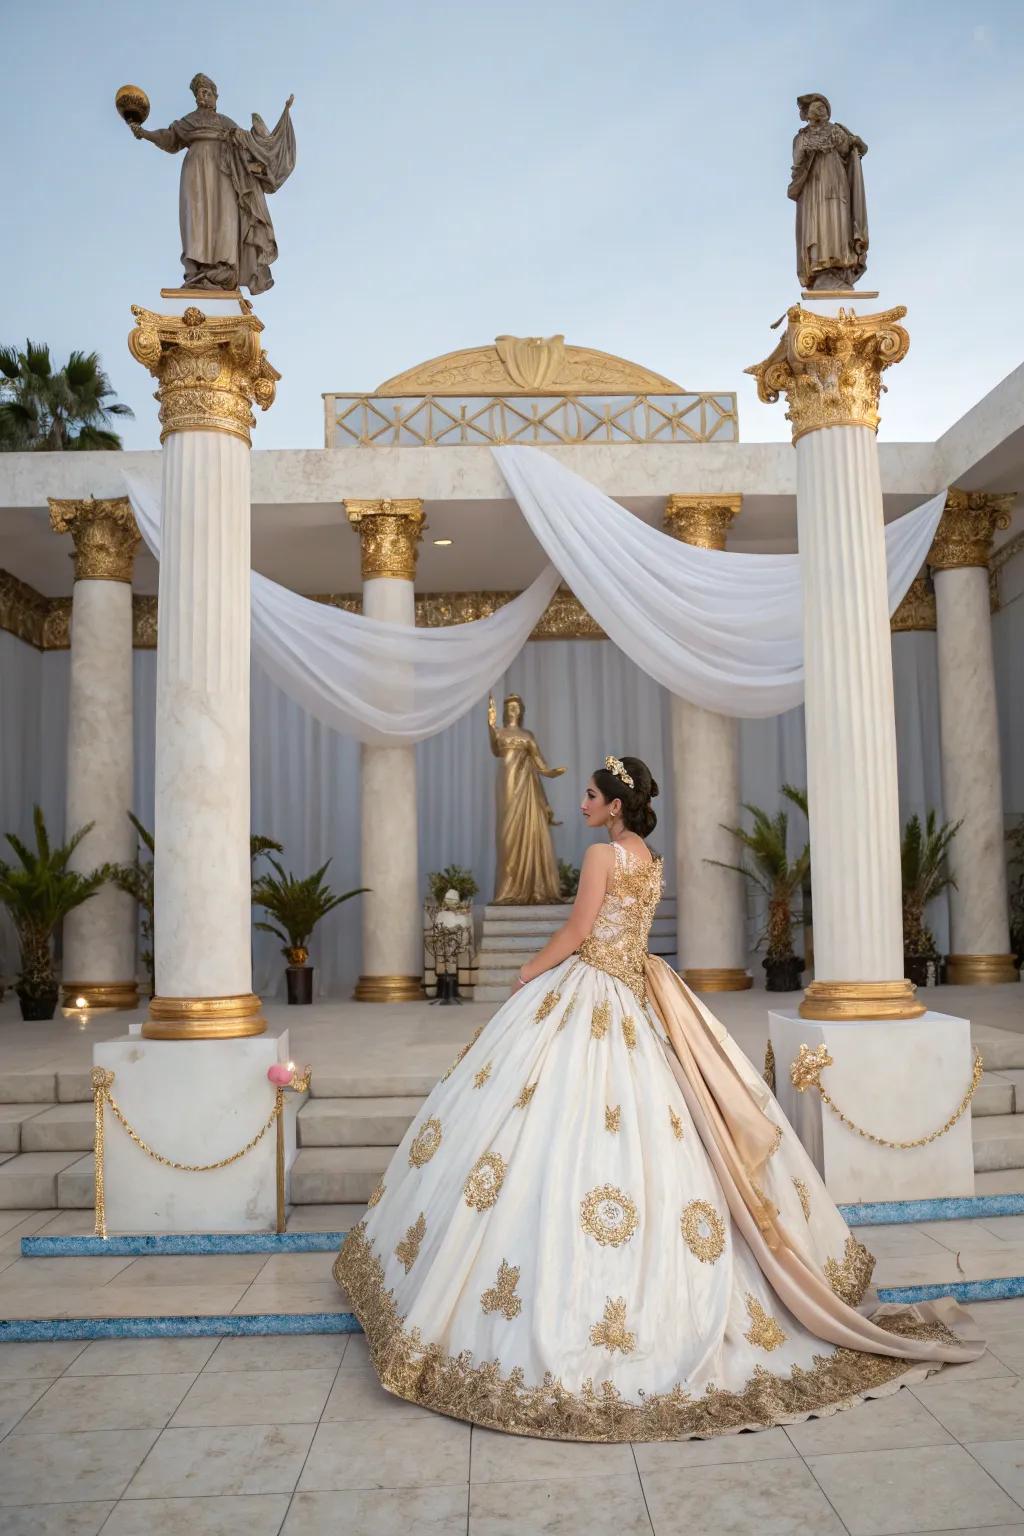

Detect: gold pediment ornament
[375,336,682,397]
[128,302,280,445]
[746,306,910,442]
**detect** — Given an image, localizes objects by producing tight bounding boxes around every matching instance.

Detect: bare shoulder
[581,843,615,868]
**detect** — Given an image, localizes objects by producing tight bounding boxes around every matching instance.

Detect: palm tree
[708,785,810,981]
[0,342,134,450]
[901,810,961,964]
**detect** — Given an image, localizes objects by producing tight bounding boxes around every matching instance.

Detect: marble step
[482,920,676,950]
[0,1105,54,1153]
[975,1072,1017,1118]
[290,1146,390,1204]
[20,1103,94,1152]
[482,900,677,921]
[971,1113,1024,1173]
[972,1027,1024,1074]
[298,1096,424,1147]
[0,1151,87,1208]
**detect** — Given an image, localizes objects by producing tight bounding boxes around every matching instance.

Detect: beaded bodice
[578,843,663,1004]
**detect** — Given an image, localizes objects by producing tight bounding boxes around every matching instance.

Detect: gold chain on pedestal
[90,1066,311,1239]
[789,1044,984,1150]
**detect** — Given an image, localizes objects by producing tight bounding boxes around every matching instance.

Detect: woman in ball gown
[335,755,982,1442]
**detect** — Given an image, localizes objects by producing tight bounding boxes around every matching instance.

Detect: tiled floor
[3,1314,1024,1534]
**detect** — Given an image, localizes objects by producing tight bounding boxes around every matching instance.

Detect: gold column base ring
[683,968,753,992]
[143,993,267,1040]
[946,954,1020,985]
[799,978,926,1021]
[61,981,139,1010]
[353,975,425,1003]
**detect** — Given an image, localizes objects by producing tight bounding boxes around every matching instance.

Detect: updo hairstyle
[592,756,659,837]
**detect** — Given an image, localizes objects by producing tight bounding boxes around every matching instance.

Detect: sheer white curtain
[493,446,947,718]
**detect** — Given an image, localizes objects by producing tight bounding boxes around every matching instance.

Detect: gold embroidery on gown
[395,1213,426,1273]
[580,1185,639,1247]
[409,1119,442,1168]
[744,1294,787,1352]
[464,1153,507,1211]
[825,1235,876,1306]
[579,845,663,1006]
[481,1260,523,1319]
[605,1104,622,1133]
[681,1200,726,1264]
[590,1297,636,1355]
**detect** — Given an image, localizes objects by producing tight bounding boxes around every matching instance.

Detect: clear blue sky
[8,0,1024,450]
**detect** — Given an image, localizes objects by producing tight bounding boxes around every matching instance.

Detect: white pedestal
[769,1009,975,1203]
[94,1031,298,1233]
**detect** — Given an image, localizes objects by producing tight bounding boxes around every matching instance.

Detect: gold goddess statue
[488,694,566,904]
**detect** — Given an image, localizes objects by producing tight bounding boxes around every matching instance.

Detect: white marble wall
[936,565,1012,955]
[63,580,136,989]
[153,431,253,999]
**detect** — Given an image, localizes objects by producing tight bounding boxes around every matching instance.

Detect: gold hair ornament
[605,756,634,789]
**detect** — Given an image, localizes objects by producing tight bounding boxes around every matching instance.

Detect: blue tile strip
[0,1312,363,1343]
[22,1232,348,1258]
[878,1276,1024,1305]
[839,1194,1024,1226]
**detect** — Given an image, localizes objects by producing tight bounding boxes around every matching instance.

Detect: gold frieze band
[946,954,1020,986]
[128,303,279,445]
[800,978,926,1021]
[664,495,742,551]
[345,500,426,582]
[48,497,141,584]
[353,974,425,1003]
[143,992,266,1040]
[746,305,910,443]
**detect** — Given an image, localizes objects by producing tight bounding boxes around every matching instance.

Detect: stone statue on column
[118,74,296,294]
[488,694,565,905]
[788,93,869,292]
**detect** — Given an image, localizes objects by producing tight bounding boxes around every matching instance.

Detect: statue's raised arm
[788,92,868,292]
[118,73,296,295]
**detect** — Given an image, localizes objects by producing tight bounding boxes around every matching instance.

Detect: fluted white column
[664,494,750,990]
[931,491,1017,984]
[347,500,425,1001]
[748,303,922,1020]
[128,298,280,1038]
[48,498,140,1009]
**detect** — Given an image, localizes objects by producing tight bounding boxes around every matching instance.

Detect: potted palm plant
[709,785,810,992]
[0,807,112,1020]
[1008,820,1024,973]
[253,857,368,1004]
[901,810,961,986]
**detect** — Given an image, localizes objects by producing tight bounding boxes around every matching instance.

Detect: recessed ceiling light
[433,538,453,547]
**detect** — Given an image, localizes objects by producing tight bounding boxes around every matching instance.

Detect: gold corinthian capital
[746,305,910,443]
[48,496,141,583]
[127,303,280,446]
[664,494,742,550]
[929,488,1015,570]
[345,499,426,581]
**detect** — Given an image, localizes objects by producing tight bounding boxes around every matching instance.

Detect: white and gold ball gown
[335,842,982,1442]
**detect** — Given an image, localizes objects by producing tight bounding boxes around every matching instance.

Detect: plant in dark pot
[708,785,810,992]
[253,858,368,1004]
[1007,819,1024,974]
[0,806,112,1020]
[901,810,961,986]
[426,865,478,907]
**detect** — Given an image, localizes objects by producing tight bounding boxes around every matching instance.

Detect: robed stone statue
[131,73,296,294]
[788,93,868,291]
[488,694,566,905]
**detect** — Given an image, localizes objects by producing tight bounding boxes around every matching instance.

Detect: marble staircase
[474,897,678,1002]
[3,1013,1024,1210]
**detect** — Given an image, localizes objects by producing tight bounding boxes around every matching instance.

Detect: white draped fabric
[125,454,946,738]
[493,447,947,719]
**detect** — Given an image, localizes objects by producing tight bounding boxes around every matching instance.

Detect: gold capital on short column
[345,499,426,581]
[49,496,141,583]
[929,488,1015,570]
[127,303,280,445]
[890,573,936,632]
[745,305,910,443]
[664,494,742,550]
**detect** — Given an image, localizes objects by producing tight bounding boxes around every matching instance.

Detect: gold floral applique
[473,1061,493,1089]
[535,991,560,1024]
[669,1107,684,1141]
[441,1024,485,1082]
[515,1081,537,1109]
[409,1117,442,1168]
[793,1178,811,1221]
[589,1296,636,1355]
[367,1181,385,1208]
[481,1259,522,1319]
[395,1212,426,1273]
[580,1185,639,1247]
[681,1199,726,1265]
[557,993,579,1032]
[605,1104,622,1133]
[591,1001,611,1040]
[744,1293,786,1352]
[768,1124,783,1156]
[465,1152,507,1212]
[621,1016,638,1052]
[825,1235,876,1306]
